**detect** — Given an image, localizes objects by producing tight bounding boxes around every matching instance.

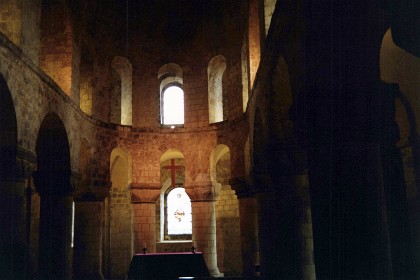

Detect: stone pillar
[33,169,73,280]
[294,2,395,279]
[255,188,304,280]
[409,135,420,279]
[73,179,110,280]
[131,184,160,254]
[230,177,259,277]
[376,83,416,279]
[0,177,26,279]
[186,183,221,277]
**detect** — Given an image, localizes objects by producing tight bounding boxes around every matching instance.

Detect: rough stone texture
[215,185,242,276]
[108,191,132,280]
[73,201,104,279]
[1,0,419,279]
[191,200,221,277]
[0,0,22,46]
[133,202,156,254]
[39,1,73,96]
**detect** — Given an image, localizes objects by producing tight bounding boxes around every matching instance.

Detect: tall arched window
[159,150,192,241]
[111,56,132,125]
[166,187,192,236]
[158,63,184,126]
[208,55,227,123]
[162,85,184,125]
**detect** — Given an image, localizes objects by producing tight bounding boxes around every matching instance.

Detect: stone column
[73,179,110,280]
[0,176,26,279]
[230,177,259,277]
[33,169,73,280]
[409,135,420,279]
[131,184,160,254]
[295,3,395,279]
[186,183,221,277]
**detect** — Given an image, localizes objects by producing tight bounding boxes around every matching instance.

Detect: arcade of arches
[0,0,419,279]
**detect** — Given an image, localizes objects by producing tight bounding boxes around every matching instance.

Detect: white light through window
[167,187,192,235]
[163,86,184,125]
[71,201,75,248]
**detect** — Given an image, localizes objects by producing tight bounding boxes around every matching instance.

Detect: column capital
[130,183,160,203]
[229,177,256,199]
[0,147,36,183]
[185,182,216,202]
[33,169,73,196]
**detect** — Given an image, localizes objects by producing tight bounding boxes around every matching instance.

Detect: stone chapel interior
[0,0,419,279]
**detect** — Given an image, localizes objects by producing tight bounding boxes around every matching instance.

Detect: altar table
[126,252,210,280]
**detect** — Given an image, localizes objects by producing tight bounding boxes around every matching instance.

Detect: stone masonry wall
[0,0,22,46]
[215,185,242,276]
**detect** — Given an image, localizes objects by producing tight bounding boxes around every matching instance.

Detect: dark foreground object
[127,252,210,280]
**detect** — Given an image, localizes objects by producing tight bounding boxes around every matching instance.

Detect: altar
[126,252,210,280]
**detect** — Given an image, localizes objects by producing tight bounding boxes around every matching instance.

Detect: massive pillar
[186,183,221,277]
[73,179,110,280]
[131,184,160,254]
[378,84,416,279]
[254,180,304,280]
[230,177,259,277]
[0,172,27,279]
[295,3,397,279]
[33,170,73,280]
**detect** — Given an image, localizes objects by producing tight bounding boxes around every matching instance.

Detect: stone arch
[110,148,132,191]
[106,147,133,279]
[39,0,74,96]
[0,75,17,180]
[210,144,230,190]
[33,112,73,280]
[158,63,184,125]
[211,144,242,275]
[208,55,227,123]
[111,56,132,125]
[0,74,23,278]
[158,149,189,242]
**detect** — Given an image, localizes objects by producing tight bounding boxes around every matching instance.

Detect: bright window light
[167,187,192,235]
[163,86,184,125]
[71,201,75,248]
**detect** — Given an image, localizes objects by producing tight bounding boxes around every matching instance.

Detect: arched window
[162,85,184,125]
[166,187,192,237]
[159,151,191,241]
[111,56,132,125]
[158,63,184,126]
[208,55,227,123]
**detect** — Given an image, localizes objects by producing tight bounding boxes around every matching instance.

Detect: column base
[208,267,223,277]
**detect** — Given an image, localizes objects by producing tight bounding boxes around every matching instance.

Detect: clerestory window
[161,85,184,125]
